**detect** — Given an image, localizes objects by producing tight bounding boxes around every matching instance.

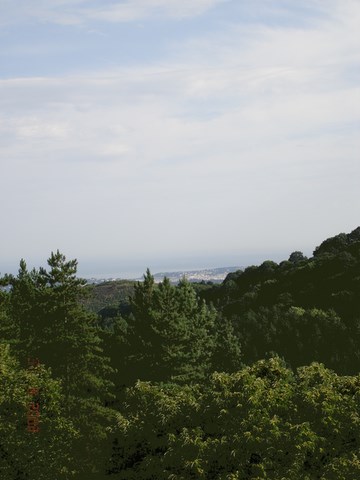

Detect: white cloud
[84,0,228,22]
[1,0,360,266]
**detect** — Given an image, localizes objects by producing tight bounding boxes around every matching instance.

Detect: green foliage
[1,251,116,477]
[314,227,360,257]
[110,357,360,479]
[2,227,360,478]
[0,343,78,479]
[212,314,243,373]
[200,225,360,373]
[234,305,348,371]
[289,251,308,264]
[81,279,135,315]
[126,272,216,384]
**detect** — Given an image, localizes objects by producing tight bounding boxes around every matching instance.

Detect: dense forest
[1,227,360,479]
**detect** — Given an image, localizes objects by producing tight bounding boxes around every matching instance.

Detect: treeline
[198,226,360,374]
[1,227,360,478]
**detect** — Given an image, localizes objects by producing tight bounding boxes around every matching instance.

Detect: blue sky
[1,0,359,277]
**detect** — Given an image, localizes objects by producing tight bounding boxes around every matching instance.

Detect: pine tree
[212,313,243,373]
[2,251,116,476]
[127,272,216,384]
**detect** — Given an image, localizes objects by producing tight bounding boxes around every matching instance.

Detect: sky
[1,0,359,277]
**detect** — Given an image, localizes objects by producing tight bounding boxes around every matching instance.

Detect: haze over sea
[76,251,302,280]
[1,249,313,280]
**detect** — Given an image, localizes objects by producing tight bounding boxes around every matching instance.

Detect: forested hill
[83,227,360,329]
[82,279,135,316]
[202,226,360,314]
[87,226,360,375]
[198,226,360,373]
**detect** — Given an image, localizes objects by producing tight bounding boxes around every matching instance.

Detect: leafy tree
[0,343,78,479]
[199,226,360,374]
[288,251,307,263]
[0,287,17,347]
[110,357,360,479]
[313,227,360,257]
[230,306,348,370]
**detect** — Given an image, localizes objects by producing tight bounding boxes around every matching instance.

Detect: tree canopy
[1,227,360,478]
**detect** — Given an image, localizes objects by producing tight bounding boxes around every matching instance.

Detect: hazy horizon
[1,246,317,279]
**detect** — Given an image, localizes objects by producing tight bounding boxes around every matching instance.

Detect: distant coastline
[83,266,244,284]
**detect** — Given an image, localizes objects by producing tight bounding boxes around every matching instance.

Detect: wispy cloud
[1,0,359,265]
[1,0,228,26]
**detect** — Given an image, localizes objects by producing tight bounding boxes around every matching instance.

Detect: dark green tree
[288,251,307,263]
[212,313,243,373]
[126,272,216,384]
[2,251,116,477]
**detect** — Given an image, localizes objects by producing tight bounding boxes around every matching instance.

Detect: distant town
[86,266,244,285]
